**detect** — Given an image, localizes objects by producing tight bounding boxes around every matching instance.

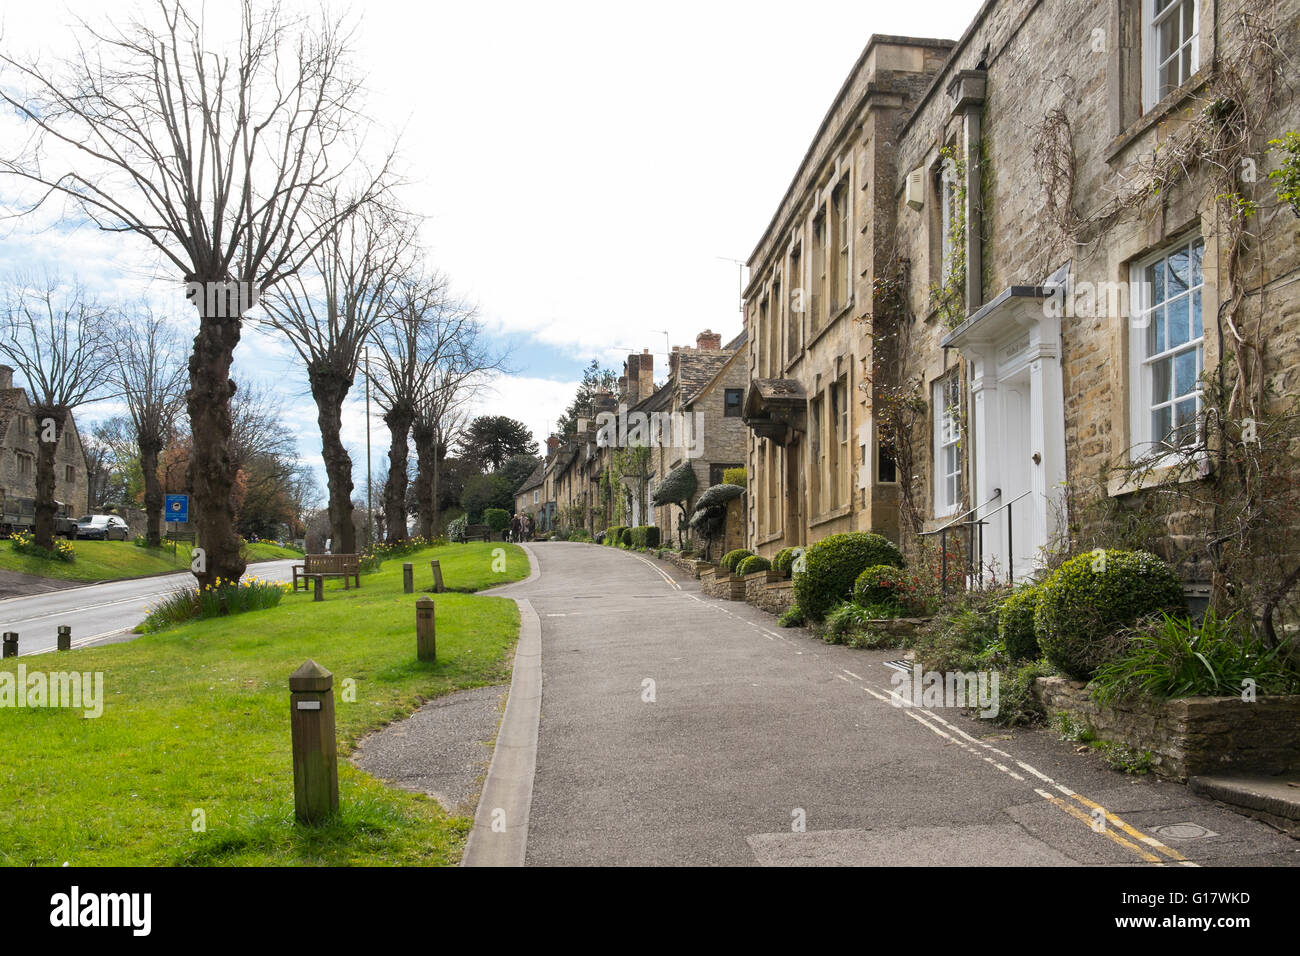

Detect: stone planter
[756,579,795,616]
[743,569,782,605]
[700,568,744,600]
[1034,676,1300,782]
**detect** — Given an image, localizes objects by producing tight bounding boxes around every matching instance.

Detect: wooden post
[57,626,71,651]
[403,562,414,594]
[313,575,324,602]
[2,632,16,658]
[416,596,436,662]
[430,560,444,594]
[289,660,339,824]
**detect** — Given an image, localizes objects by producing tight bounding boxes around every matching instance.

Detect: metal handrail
[919,489,1003,537]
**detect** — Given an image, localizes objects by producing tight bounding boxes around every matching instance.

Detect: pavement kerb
[461,556,542,865]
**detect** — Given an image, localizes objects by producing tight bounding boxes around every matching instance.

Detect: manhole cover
[1150,822,1218,840]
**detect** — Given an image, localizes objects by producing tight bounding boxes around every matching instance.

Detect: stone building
[0,364,91,526]
[742,0,1300,591]
[513,459,546,525]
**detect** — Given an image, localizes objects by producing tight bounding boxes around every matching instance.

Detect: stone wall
[1036,677,1300,782]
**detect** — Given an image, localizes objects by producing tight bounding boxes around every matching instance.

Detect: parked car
[75,514,131,541]
[1,496,78,536]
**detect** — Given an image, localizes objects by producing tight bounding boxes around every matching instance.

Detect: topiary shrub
[722,467,746,487]
[772,546,799,578]
[852,565,907,608]
[1034,550,1186,680]
[736,554,771,576]
[794,532,904,622]
[604,526,627,547]
[720,548,754,573]
[619,527,633,547]
[998,581,1043,661]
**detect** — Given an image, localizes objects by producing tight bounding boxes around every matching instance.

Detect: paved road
[0,559,299,657]
[497,542,1300,866]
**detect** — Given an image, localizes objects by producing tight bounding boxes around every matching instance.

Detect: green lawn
[0,541,528,866]
[0,539,303,583]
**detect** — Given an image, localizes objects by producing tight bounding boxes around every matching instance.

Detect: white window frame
[933,373,962,518]
[1142,0,1199,111]
[1128,234,1206,464]
[533,490,539,505]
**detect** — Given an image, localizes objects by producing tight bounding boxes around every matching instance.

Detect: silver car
[75,514,131,541]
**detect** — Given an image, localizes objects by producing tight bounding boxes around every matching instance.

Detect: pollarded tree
[651,461,698,548]
[0,274,116,549]
[111,307,189,546]
[0,0,395,587]
[260,193,417,555]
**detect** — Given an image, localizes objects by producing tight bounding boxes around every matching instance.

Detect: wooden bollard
[313,575,324,602]
[430,560,444,594]
[2,632,16,658]
[289,660,339,824]
[416,596,436,661]
[403,562,414,594]
[57,626,71,651]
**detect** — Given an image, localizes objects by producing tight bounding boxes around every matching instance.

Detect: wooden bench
[292,553,361,591]
[464,524,493,542]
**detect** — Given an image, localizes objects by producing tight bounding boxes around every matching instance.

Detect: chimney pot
[696,329,722,350]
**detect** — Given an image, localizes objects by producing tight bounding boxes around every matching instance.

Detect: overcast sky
[0,0,983,504]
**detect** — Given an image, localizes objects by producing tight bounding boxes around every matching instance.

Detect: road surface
[0,560,299,657]
[489,542,1300,866]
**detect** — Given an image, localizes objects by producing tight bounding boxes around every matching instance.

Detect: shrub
[998,581,1043,661]
[772,547,799,578]
[1091,610,1300,703]
[447,515,469,542]
[778,603,806,628]
[793,532,904,622]
[736,554,770,576]
[822,601,876,643]
[629,525,661,549]
[1034,550,1185,680]
[619,527,633,547]
[722,467,746,487]
[603,526,626,546]
[8,531,74,563]
[911,587,1007,673]
[484,508,510,533]
[551,528,570,541]
[852,564,926,613]
[720,549,754,573]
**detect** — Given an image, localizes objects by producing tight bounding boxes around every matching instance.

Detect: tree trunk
[412,416,435,541]
[32,405,66,550]
[311,372,357,554]
[383,406,413,543]
[185,302,245,589]
[140,436,164,546]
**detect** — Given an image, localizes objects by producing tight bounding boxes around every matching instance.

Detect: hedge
[604,525,627,547]
[793,532,904,622]
[722,467,746,487]
[998,581,1043,661]
[736,554,771,576]
[629,525,661,549]
[772,547,800,577]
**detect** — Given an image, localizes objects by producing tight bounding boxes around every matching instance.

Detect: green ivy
[1268,131,1300,218]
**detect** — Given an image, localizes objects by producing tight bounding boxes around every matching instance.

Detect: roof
[515,460,546,495]
[677,350,734,408]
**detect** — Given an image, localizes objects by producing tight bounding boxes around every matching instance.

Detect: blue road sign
[165,494,190,523]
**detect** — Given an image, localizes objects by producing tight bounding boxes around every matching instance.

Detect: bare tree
[0,274,116,548]
[112,308,188,545]
[0,0,395,586]
[260,193,416,554]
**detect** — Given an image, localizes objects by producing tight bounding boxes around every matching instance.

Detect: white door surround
[942,285,1068,581]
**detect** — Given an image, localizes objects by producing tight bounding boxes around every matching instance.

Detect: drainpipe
[947,69,987,313]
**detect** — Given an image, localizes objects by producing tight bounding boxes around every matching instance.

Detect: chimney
[546,435,560,458]
[697,329,722,350]
[669,345,682,380]
[638,349,654,401]
[0,365,12,390]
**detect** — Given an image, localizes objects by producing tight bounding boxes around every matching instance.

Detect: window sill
[1107,452,1211,497]
[809,503,852,528]
[1104,71,1210,165]
[756,530,784,546]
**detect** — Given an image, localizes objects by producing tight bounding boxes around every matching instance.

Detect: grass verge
[0,539,304,583]
[0,541,528,865]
